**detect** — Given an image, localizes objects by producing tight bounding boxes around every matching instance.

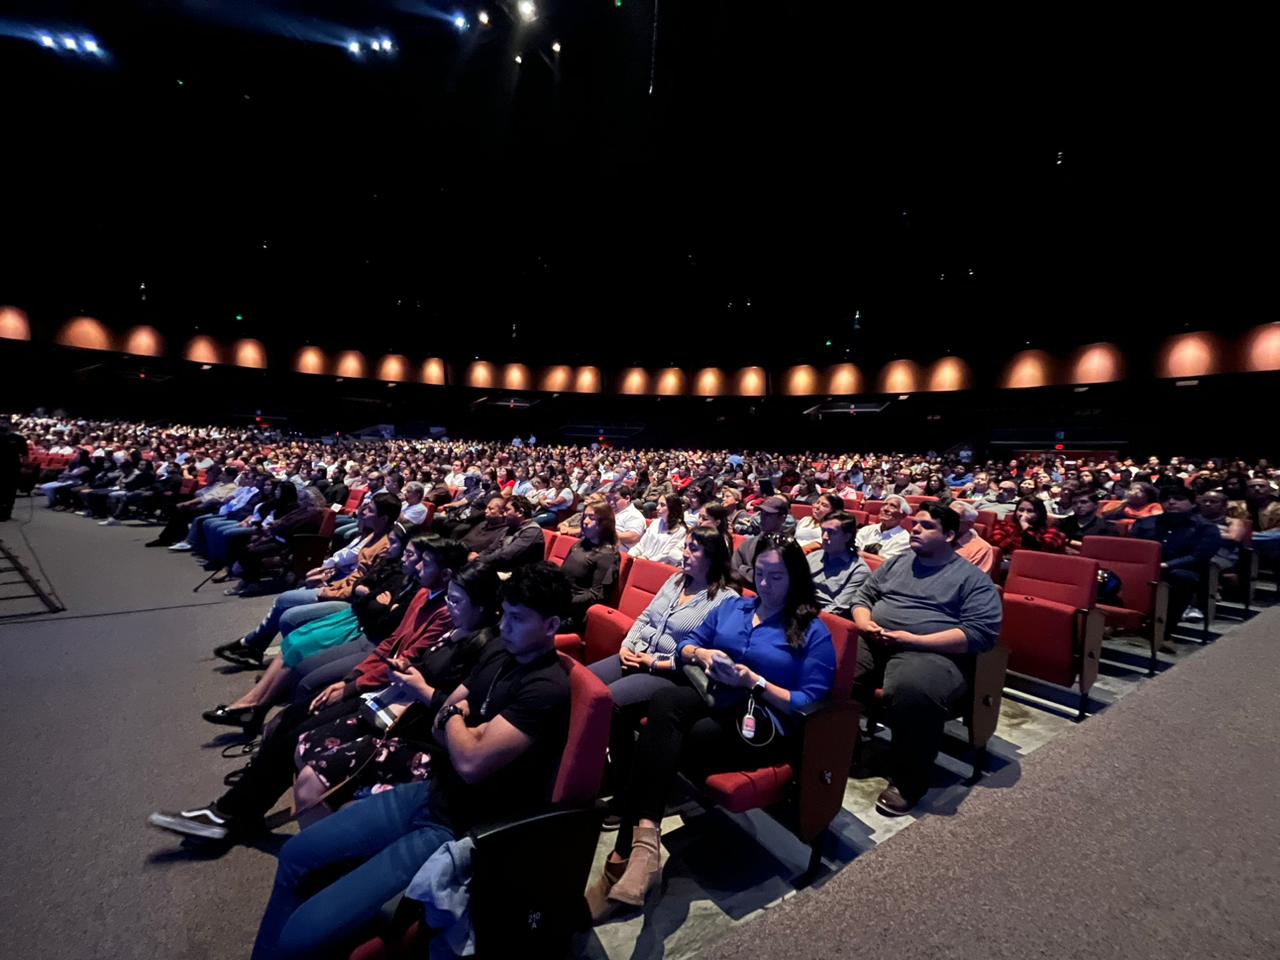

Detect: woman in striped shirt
[588,525,734,793]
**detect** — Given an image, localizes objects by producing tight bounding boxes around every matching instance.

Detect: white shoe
[1182,606,1204,621]
[77,510,94,517]
[169,542,193,552]
[99,518,121,526]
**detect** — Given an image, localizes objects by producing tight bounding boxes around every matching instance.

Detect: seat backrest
[550,655,612,805]
[986,545,1002,580]
[790,503,813,520]
[863,500,884,518]
[859,551,883,572]
[548,534,577,567]
[731,533,746,552]
[904,495,938,508]
[850,509,869,527]
[541,528,556,559]
[618,558,679,620]
[1080,535,1160,613]
[316,510,337,539]
[1112,518,1135,536]
[842,495,862,510]
[817,612,858,701]
[1004,552,1099,609]
[977,510,999,530]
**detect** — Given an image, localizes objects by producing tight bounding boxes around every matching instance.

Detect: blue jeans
[208,522,253,566]
[251,779,454,960]
[187,514,221,552]
[243,588,319,650]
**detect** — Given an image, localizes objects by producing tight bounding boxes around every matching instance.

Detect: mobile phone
[373,650,403,670]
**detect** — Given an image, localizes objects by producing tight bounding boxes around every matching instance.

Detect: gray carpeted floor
[0,508,282,960]
[3,505,1277,960]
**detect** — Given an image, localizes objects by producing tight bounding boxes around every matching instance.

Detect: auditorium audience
[1059,491,1115,551]
[470,495,544,571]
[795,492,844,553]
[608,485,648,554]
[729,495,789,589]
[559,502,620,630]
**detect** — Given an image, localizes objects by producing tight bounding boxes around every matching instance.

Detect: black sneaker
[213,640,263,667]
[148,805,236,841]
[202,704,268,734]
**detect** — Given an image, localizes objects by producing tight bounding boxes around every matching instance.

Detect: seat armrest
[468,805,604,955]
[792,698,859,842]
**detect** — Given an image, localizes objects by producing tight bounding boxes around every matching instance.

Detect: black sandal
[202,704,267,733]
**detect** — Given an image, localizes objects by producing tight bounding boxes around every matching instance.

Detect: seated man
[978,480,1019,519]
[607,485,648,554]
[729,495,788,589]
[1196,489,1249,582]
[850,504,1003,816]
[1059,490,1114,551]
[948,500,996,574]
[471,495,545,572]
[243,563,572,960]
[853,494,912,561]
[1131,486,1221,626]
[808,510,870,617]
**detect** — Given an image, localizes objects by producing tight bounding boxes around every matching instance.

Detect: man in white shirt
[854,494,912,561]
[608,484,647,553]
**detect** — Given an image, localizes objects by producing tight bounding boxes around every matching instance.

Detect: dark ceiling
[1,2,1267,370]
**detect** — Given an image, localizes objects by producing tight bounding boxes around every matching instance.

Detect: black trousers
[216,698,361,821]
[615,683,790,854]
[155,503,215,544]
[0,475,16,520]
[851,638,968,799]
[1163,566,1201,627]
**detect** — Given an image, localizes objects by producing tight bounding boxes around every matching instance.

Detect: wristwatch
[435,703,465,730]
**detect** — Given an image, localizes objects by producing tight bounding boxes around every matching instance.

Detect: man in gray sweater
[850,502,1003,816]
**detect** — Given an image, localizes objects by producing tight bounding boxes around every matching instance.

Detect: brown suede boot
[585,855,629,923]
[607,824,662,907]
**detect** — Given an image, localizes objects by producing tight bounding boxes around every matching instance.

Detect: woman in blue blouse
[588,535,836,919]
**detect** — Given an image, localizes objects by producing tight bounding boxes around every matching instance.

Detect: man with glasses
[607,485,647,554]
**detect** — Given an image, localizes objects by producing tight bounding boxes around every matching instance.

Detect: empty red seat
[541,527,556,559]
[616,557,679,621]
[1001,552,1103,719]
[790,502,813,521]
[1080,535,1167,674]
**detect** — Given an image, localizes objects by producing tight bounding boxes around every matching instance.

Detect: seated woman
[559,501,620,632]
[289,562,502,826]
[990,497,1068,560]
[1101,480,1163,520]
[202,522,419,733]
[794,492,844,553]
[698,503,734,554]
[628,493,688,565]
[588,536,835,920]
[37,449,94,507]
[149,543,475,844]
[588,526,733,796]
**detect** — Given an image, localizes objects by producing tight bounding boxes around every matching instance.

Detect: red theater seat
[1080,535,1167,674]
[616,557,678,621]
[790,503,813,521]
[547,533,576,567]
[541,527,556,558]
[700,611,860,878]
[1001,552,1103,719]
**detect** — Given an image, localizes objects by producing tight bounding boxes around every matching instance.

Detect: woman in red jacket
[991,497,1068,556]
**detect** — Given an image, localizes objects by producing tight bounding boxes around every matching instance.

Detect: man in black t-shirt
[247,562,572,960]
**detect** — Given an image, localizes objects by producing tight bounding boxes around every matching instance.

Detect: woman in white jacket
[627,494,688,565]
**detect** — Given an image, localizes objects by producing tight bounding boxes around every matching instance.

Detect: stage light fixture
[454,15,468,30]
[63,36,77,50]
[552,41,561,53]
[370,39,381,51]
[347,40,361,54]
[478,11,491,25]
[380,38,393,51]
[83,38,99,54]
[39,35,55,48]
[517,1,537,22]
[514,54,522,63]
